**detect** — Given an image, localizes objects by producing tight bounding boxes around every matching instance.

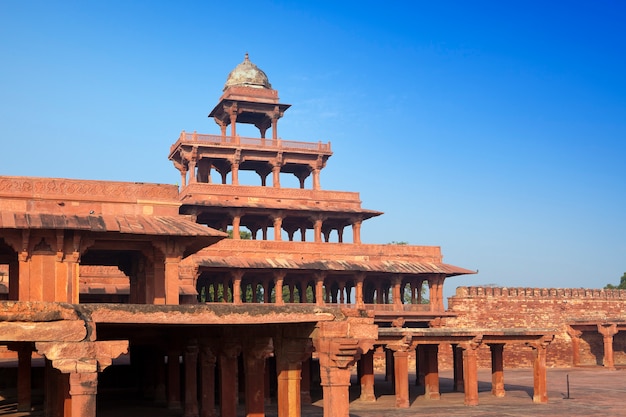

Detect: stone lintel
[0,320,86,342]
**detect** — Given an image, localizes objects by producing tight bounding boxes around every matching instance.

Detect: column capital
[36,340,129,374]
[526,335,554,350]
[598,322,619,337]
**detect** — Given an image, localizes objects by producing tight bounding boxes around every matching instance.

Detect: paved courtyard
[1,367,625,416]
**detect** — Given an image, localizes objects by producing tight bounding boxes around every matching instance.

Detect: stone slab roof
[0,212,226,238]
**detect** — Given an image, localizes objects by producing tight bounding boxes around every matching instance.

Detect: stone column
[423,344,440,400]
[184,341,199,417]
[168,350,182,410]
[244,337,273,417]
[16,343,32,412]
[275,337,311,417]
[232,213,241,240]
[355,273,365,308]
[528,336,553,403]
[272,165,281,188]
[351,219,362,244]
[301,357,312,405]
[389,344,410,408]
[359,349,375,402]
[312,168,320,190]
[273,271,286,305]
[219,342,241,417]
[231,270,244,305]
[199,344,217,417]
[459,338,482,406]
[566,326,582,367]
[36,341,128,417]
[315,272,326,306]
[392,275,403,310]
[68,372,98,417]
[598,323,618,370]
[273,215,283,241]
[313,217,323,243]
[490,344,505,397]
[231,158,240,186]
[315,339,361,417]
[452,344,464,392]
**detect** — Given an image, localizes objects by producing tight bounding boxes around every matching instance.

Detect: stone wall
[443,286,626,369]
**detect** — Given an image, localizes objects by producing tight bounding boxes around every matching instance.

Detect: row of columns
[358,337,552,408]
[179,149,324,191]
[198,270,439,309]
[224,211,363,244]
[567,323,621,369]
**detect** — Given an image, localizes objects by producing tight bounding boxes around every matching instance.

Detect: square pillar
[490,344,505,397]
[16,344,32,412]
[184,341,199,417]
[460,340,480,406]
[68,372,98,417]
[423,344,440,400]
[199,345,217,417]
[219,344,241,417]
[167,351,182,410]
[392,348,410,408]
[359,350,376,402]
[244,337,273,417]
[452,344,464,392]
[529,336,553,403]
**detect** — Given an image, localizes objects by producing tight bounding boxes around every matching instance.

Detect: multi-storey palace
[0,55,623,417]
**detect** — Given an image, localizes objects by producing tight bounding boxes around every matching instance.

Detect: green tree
[605,272,626,289]
[227,229,252,240]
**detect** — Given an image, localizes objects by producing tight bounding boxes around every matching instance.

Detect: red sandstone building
[0,55,623,416]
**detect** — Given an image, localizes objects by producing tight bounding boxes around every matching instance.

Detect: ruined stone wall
[443,286,626,369]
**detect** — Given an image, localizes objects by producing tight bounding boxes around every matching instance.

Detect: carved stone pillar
[272,165,281,188]
[273,271,286,306]
[313,217,323,243]
[459,338,482,406]
[312,168,320,190]
[273,215,283,241]
[355,272,365,308]
[452,344,464,392]
[35,341,128,417]
[490,343,505,397]
[315,272,326,306]
[598,323,618,369]
[388,340,411,408]
[184,341,199,417]
[423,344,440,400]
[566,325,582,366]
[314,337,373,417]
[244,337,273,417]
[392,275,403,310]
[528,336,553,403]
[68,372,98,417]
[168,350,182,410]
[351,219,362,244]
[275,336,312,417]
[359,349,375,402]
[15,343,32,412]
[231,270,243,305]
[199,344,217,417]
[219,342,241,417]
[232,212,241,240]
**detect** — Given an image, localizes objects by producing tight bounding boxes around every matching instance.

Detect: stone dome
[224,53,272,91]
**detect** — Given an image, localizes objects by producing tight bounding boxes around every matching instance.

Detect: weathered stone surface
[0,320,86,342]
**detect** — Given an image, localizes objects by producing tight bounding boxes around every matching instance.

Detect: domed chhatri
[224,53,272,91]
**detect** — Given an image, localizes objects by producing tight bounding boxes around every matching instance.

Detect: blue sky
[1,1,624,297]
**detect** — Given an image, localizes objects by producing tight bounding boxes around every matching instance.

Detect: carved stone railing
[171,131,331,154]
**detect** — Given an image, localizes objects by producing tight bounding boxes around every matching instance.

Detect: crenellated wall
[443,286,626,368]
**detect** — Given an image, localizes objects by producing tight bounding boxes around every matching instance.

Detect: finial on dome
[244,52,249,62]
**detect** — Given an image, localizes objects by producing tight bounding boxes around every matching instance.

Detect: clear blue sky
[1,1,624,297]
